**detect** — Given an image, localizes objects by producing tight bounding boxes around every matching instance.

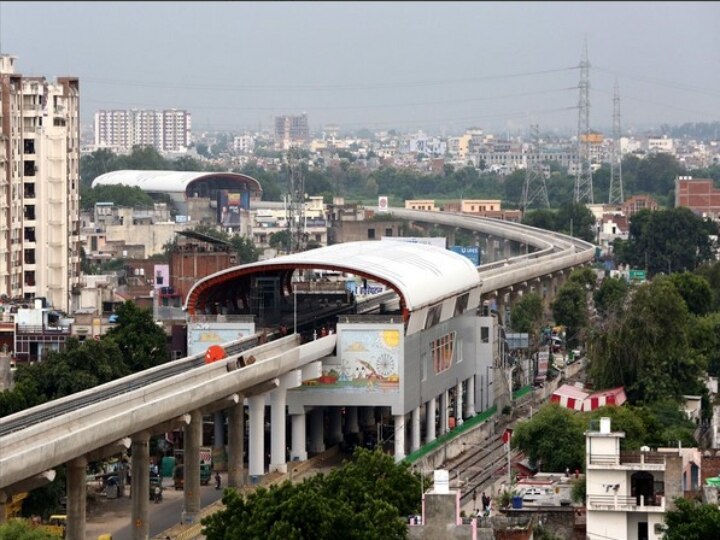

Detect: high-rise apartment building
[94,109,191,153]
[0,54,81,312]
[274,113,309,149]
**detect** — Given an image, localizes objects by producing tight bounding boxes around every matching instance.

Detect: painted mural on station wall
[301,327,401,392]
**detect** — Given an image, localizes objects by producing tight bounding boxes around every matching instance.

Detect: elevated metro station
[185,240,497,470]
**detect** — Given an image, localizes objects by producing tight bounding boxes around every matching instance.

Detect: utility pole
[521,124,549,213]
[609,79,624,205]
[574,39,594,205]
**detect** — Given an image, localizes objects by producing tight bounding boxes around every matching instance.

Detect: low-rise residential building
[585,417,683,540]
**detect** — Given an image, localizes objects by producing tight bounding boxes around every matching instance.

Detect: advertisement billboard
[450,245,480,265]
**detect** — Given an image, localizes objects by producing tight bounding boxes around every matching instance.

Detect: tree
[556,203,596,242]
[617,208,717,277]
[104,301,169,372]
[662,497,720,540]
[668,272,712,316]
[509,293,543,345]
[588,279,702,404]
[269,230,291,253]
[79,148,119,187]
[202,448,417,540]
[552,282,587,348]
[230,235,261,264]
[80,184,155,210]
[568,268,596,290]
[511,403,586,472]
[593,276,629,318]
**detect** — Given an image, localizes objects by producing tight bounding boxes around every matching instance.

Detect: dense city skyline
[2,2,719,135]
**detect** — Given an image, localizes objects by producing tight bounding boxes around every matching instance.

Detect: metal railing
[587,494,665,511]
[588,452,666,466]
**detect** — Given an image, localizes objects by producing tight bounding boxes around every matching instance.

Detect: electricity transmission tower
[608,79,624,205]
[574,41,594,204]
[521,124,549,212]
[285,147,306,253]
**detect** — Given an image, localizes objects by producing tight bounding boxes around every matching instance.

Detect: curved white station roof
[186,240,481,313]
[91,170,261,193]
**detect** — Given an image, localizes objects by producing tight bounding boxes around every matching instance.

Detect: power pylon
[574,41,594,204]
[608,79,624,205]
[285,147,306,253]
[521,124,549,212]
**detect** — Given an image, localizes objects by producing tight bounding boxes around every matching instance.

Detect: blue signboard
[450,245,480,265]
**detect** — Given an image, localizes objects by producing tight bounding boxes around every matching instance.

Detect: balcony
[588,452,666,470]
[587,494,665,513]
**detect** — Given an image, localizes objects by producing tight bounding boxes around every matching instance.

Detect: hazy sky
[3,1,719,135]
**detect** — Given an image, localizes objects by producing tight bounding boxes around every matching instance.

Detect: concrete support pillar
[291,411,308,462]
[66,456,87,540]
[213,410,226,472]
[345,406,360,434]
[393,414,406,462]
[465,376,476,417]
[426,398,436,443]
[456,380,464,426]
[361,406,375,429]
[270,387,288,473]
[309,407,325,453]
[503,239,512,258]
[248,395,266,480]
[130,433,150,540]
[183,409,202,523]
[328,407,343,445]
[227,400,245,488]
[439,391,448,435]
[411,407,421,452]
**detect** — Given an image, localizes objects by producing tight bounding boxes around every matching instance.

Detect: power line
[81,66,579,93]
[593,65,720,98]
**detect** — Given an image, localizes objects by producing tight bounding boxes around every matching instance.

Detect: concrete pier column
[328,407,343,445]
[426,398,437,443]
[503,239,512,258]
[345,406,360,434]
[183,410,202,523]
[270,386,288,473]
[66,456,87,540]
[393,414,406,462]
[439,391,449,435]
[465,376,476,417]
[309,407,325,453]
[456,380,464,426]
[130,432,150,540]
[361,406,375,429]
[247,395,266,480]
[227,399,245,488]
[213,410,226,472]
[291,411,308,462]
[411,407,421,452]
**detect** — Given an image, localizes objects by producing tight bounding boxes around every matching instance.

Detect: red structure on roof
[550,384,626,412]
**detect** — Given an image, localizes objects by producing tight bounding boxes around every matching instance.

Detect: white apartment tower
[94,109,191,153]
[0,55,81,312]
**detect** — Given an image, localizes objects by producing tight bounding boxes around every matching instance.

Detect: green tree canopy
[593,276,629,318]
[104,301,169,372]
[509,293,544,341]
[588,279,702,403]
[80,184,155,211]
[0,520,56,540]
[662,497,720,540]
[617,208,717,277]
[511,403,586,472]
[552,282,587,348]
[668,272,713,316]
[202,448,419,540]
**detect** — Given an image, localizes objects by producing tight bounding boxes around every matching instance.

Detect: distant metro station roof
[91,169,262,195]
[185,240,481,315]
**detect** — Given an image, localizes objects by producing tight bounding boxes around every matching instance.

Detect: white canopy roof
[186,240,481,312]
[91,170,261,193]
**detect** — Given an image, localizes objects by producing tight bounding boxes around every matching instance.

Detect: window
[385,228,393,237]
[367,228,376,239]
[481,326,489,343]
[425,304,442,330]
[454,293,469,316]
[431,332,455,374]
